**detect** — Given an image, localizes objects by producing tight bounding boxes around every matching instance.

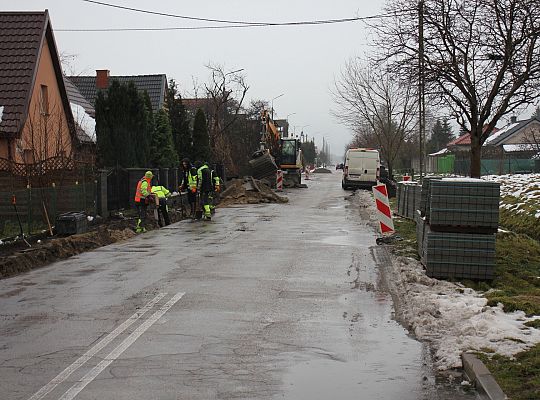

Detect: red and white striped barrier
[372,183,395,235]
[276,170,283,191]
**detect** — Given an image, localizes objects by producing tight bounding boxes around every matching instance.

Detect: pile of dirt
[219,178,288,207]
[0,225,136,279]
[313,167,332,173]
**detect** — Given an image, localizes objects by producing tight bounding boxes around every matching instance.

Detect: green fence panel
[437,155,455,174]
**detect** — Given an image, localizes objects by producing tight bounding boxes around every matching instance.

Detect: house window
[40,84,49,115]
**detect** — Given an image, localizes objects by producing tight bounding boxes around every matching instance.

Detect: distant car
[336,163,344,170]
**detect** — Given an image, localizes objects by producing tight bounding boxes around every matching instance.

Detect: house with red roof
[428,116,540,175]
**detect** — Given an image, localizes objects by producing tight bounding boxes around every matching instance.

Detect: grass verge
[477,345,540,400]
[500,203,540,242]
[390,204,540,400]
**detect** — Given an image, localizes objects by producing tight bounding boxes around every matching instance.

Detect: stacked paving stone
[419,178,500,280]
[396,181,422,220]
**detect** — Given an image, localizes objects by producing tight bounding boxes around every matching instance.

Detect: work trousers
[157,198,171,227]
[135,201,148,229]
[200,191,211,216]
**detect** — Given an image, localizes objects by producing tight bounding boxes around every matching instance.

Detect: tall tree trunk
[469,130,482,178]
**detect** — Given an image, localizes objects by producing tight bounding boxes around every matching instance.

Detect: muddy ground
[0,178,290,280]
[0,208,186,280]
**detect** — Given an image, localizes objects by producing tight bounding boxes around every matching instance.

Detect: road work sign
[372,183,395,234]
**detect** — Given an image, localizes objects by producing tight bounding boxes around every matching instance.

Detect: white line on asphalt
[27,293,166,400]
[58,292,185,400]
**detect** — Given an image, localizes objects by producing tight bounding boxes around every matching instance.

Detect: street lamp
[300,124,310,139]
[283,113,295,138]
[271,93,285,120]
[225,68,244,76]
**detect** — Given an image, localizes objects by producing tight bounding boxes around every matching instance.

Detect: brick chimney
[96,70,110,89]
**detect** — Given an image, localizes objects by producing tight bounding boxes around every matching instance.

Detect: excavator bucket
[249,150,278,181]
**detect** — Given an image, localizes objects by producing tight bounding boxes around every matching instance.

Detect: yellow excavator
[249,110,303,187]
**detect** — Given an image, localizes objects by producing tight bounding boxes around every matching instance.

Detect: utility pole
[418,0,426,179]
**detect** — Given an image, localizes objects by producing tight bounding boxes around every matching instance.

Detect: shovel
[12,195,30,247]
[195,193,203,220]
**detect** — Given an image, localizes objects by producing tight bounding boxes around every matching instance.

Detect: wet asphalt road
[0,172,477,400]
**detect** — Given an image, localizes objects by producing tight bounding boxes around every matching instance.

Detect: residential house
[483,116,540,173]
[428,116,540,175]
[64,77,96,164]
[0,10,80,174]
[426,127,501,174]
[68,71,167,112]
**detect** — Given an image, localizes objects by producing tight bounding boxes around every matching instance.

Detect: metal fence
[0,182,96,239]
[454,158,539,175]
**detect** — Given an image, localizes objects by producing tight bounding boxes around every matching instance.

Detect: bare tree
[376,0,540,177]
[17,103,74,180]
[333,58,418,177]
[203,63,249,173]
[523,108,540,153]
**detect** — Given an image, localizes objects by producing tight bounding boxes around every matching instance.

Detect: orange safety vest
[134,177,152,202]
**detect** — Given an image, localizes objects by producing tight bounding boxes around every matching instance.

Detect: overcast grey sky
[2,0,386,157]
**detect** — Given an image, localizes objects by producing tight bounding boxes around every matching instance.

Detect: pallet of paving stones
[428,179,500,232]
[396,182,421,220]
[422,228,496,280]
[415,210,427,260]
[396,183,404,217]
[420,177,441,218]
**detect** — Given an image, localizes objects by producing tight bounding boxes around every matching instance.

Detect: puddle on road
[279,354,476,400]
[280,358,414,400]
[316,235,370,247]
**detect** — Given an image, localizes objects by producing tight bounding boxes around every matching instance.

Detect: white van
[342,148,380,189]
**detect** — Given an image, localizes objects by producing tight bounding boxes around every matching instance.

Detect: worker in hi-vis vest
[151,184,171,227]
[186,166,198,218]
[195,161,213,220]
[209,166,221,213]
[134,171,154,233]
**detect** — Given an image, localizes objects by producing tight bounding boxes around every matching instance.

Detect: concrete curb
[462,353,507,400]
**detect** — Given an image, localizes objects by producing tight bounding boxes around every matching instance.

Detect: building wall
[0,139,10,159]
[504,121,540,145]
[15,39,72,164]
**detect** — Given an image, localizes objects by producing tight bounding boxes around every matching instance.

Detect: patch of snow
[0,105,4,123]
[429,148,449,157]
[70,102,96,143]
[484,174,540,217]
[484,122,520,145]
[387,256,540,370]
[503,144,538,153]
[441,177,487,183]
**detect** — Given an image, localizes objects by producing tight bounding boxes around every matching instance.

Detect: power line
[79,0,399,26]
[57,13,413,32]
[57,0,413,32]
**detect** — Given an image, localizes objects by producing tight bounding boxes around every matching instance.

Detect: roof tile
[0,11,46,137]
[67,74,167,112]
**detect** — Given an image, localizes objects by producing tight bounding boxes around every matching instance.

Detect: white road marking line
[58,292,185,400]
[27,293,166,400]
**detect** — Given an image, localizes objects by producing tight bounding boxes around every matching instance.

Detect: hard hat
[145,171,154,178]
